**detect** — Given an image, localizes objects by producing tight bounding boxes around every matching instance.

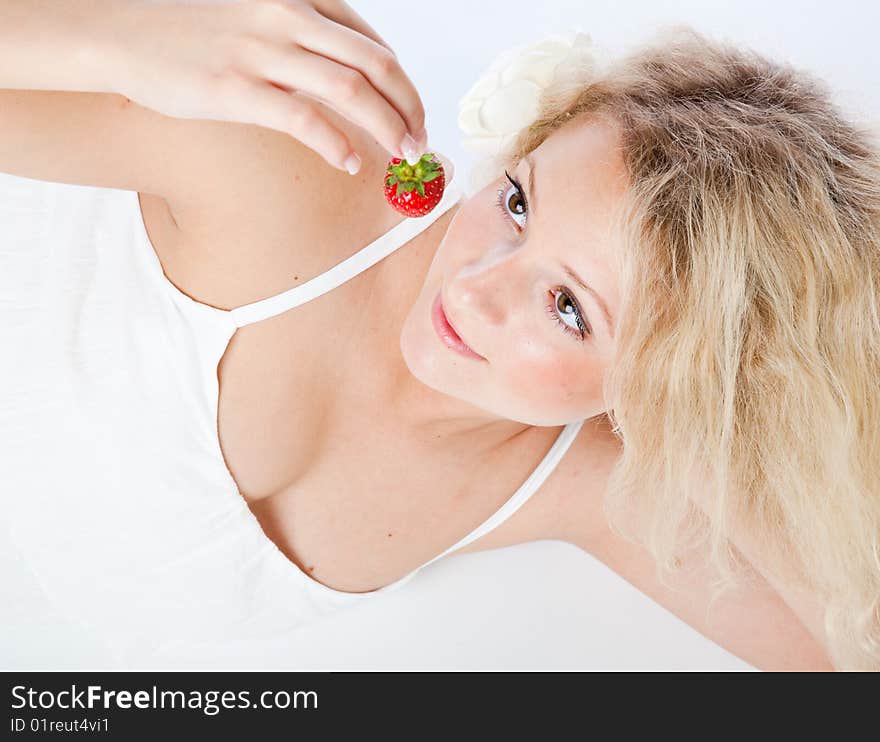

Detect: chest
[217,301,579,593]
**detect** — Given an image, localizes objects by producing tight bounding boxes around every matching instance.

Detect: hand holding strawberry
[384,153,446,217]
[94,0,427,176]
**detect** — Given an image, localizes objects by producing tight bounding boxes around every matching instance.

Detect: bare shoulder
[453,415,621,556]
[455,416,833,670]
[147,98,411,310]
[543,420,834,671]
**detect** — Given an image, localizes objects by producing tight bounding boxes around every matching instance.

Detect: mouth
[431,291,487,361]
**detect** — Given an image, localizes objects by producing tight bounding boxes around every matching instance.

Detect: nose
[448,241,523,328]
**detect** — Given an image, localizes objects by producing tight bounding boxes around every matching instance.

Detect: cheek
[502,334,596,409]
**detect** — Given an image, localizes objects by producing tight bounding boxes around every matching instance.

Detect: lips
[431,292,486,361]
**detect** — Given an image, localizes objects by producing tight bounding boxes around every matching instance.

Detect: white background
[234,0,880,672]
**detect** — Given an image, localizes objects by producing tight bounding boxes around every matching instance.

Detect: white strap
[230,176,464,328]
[404,419,586,578]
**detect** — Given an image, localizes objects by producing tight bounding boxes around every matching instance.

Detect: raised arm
[0,0,427,203]
[0,0,118,94]
[0,0,284,205]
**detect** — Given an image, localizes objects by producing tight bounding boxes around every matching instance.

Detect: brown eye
[548,288,588,339]
[495,170,529,230]
[507,188,525,216]
[555,291,579,328]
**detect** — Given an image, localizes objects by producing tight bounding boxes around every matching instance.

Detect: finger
[250,42,410,159]
[220,74,357,173]
[308,0,397,57]
[268,4,426,140]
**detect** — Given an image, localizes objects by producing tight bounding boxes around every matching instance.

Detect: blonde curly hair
[495,25,880,671]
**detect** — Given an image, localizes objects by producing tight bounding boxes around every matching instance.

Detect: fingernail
[400,133,420,166]
[415,127,428,152]
[343,152,361,175]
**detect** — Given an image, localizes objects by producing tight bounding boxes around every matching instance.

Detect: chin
[398,310,483,404]
[398,306,442,386]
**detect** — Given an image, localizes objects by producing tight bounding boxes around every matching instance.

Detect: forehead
[529,115,627,301]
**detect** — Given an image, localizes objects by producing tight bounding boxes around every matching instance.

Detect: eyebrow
[524,155,616,340]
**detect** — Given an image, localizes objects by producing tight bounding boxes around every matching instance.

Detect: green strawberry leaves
[385,153,442,200]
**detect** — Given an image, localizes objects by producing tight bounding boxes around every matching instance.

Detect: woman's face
[399,117,627,426]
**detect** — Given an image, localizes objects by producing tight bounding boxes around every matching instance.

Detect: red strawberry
[384,153,446,217]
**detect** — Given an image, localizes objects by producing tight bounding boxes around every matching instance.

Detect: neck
[382,350,535,454]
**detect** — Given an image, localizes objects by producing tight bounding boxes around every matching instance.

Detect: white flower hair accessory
[457,29,610,195]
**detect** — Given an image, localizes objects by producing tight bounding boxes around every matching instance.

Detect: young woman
[2,0,876,671]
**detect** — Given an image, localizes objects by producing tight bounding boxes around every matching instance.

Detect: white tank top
[0,162,584,667]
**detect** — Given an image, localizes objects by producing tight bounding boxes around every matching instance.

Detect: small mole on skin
[308,565,315,572]
[387,533,392,538]
[294,276,299,280]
